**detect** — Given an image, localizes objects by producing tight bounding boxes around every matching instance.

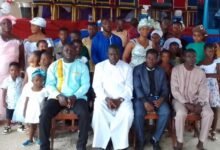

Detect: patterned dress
[200,59,220,107]
[0,36,20,120]
[130,39,153,68]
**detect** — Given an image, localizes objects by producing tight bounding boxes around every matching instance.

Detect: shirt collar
[146,67,155,71]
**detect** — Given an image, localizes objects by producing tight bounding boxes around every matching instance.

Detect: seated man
[92,45,134,150]
[133,49,170,150]
[39,44,90,150]
[171,49,214,150]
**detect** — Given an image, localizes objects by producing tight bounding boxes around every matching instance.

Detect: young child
[186,25,207,64]
[169,42,182,66]
[13,51,41,131]
[199,44,220,141]
[23,69,47,146]
[53,27,70,60]
[159,50,173,80]
[23,51,41,87]
[36,40,48,51]
[39,51,53,72]
[1,62,23,134]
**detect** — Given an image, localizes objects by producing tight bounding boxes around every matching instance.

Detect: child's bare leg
[211,107,218,132]
[6,119,11,127]
[29,124,37,141]
[209,107,218,140]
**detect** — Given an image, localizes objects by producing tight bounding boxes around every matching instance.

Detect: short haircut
[161,50,171,56]
[9,62,20,68]
[71,29,81,36]
[59,27,68,32]
[130,18,138,27]
[204,43,213,50]
[32,50,42,59]
[88,22,97,27]
[36,40,48,48]
[146,49,159,58]
[108,44,120,55]
[41,50,53,59]
[72,39,82,45]
[184,49,196,55]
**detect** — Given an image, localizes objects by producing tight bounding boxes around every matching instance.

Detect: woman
[24,17,53,66]
[123,18,154,67]
[0,16,24,120]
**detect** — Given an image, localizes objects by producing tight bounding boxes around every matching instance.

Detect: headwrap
[138,18,155,32]
[163,38,182,50]
[192,25,208,37]
[0,15,16,25]
[0,2,11,15]
[172,10,185,29]
[32,69,46,80]
[151,29,163,38]
[30,17,46,28]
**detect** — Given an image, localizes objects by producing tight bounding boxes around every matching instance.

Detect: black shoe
[150,138,161,150]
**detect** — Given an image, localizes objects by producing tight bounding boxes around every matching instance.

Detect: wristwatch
[119,98,124,102]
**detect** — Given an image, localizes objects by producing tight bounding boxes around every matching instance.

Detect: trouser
[173,100,214,143]
[133,100,170,149]
[39,99,89,150]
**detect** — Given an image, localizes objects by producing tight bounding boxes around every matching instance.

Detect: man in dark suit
[133,49,170,150]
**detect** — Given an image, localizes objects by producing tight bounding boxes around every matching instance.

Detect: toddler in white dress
[22,69,47,146]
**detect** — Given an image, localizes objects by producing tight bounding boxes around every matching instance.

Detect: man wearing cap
[91,18,123,64]
[92,45,133,150]
[39,44,90,150]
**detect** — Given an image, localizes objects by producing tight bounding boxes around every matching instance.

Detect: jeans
[133,100,170,149]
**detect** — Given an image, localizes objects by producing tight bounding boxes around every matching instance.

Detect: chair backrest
[151,0,172,9]
[139,0,151,5]
[33,0,54,2]
[95,0,115,5]
[75,0,93,3]
[118,0,137,6]
[56,0,75,2]
[173,0,187,10]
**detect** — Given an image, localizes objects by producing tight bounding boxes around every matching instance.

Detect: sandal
[209,131,218,141]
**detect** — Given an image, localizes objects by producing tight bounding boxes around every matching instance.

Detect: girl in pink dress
[0,16,24,120]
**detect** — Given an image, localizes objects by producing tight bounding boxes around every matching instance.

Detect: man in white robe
[92,45,134,150]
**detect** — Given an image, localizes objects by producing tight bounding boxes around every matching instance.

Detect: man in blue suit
[133,49,170,150]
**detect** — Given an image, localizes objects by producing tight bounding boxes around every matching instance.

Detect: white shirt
[1,76,23,109]
[93,60,133,101]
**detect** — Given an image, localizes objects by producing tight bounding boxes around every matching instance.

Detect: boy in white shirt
[1,62,23,134]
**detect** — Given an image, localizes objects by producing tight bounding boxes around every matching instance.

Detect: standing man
[39,44,90,150]
[133,49,170,150]
[112,17,128,48]
[91,18,123,64]
[82,22,98,72]
[92,45,134,150]
[171,50,214,150]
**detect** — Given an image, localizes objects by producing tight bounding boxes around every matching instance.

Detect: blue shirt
[91,32,123,64]
[46,59,90,100]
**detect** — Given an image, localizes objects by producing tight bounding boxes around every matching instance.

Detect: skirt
[208,78,220,107]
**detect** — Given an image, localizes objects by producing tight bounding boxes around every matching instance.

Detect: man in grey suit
[133,49,170,150]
